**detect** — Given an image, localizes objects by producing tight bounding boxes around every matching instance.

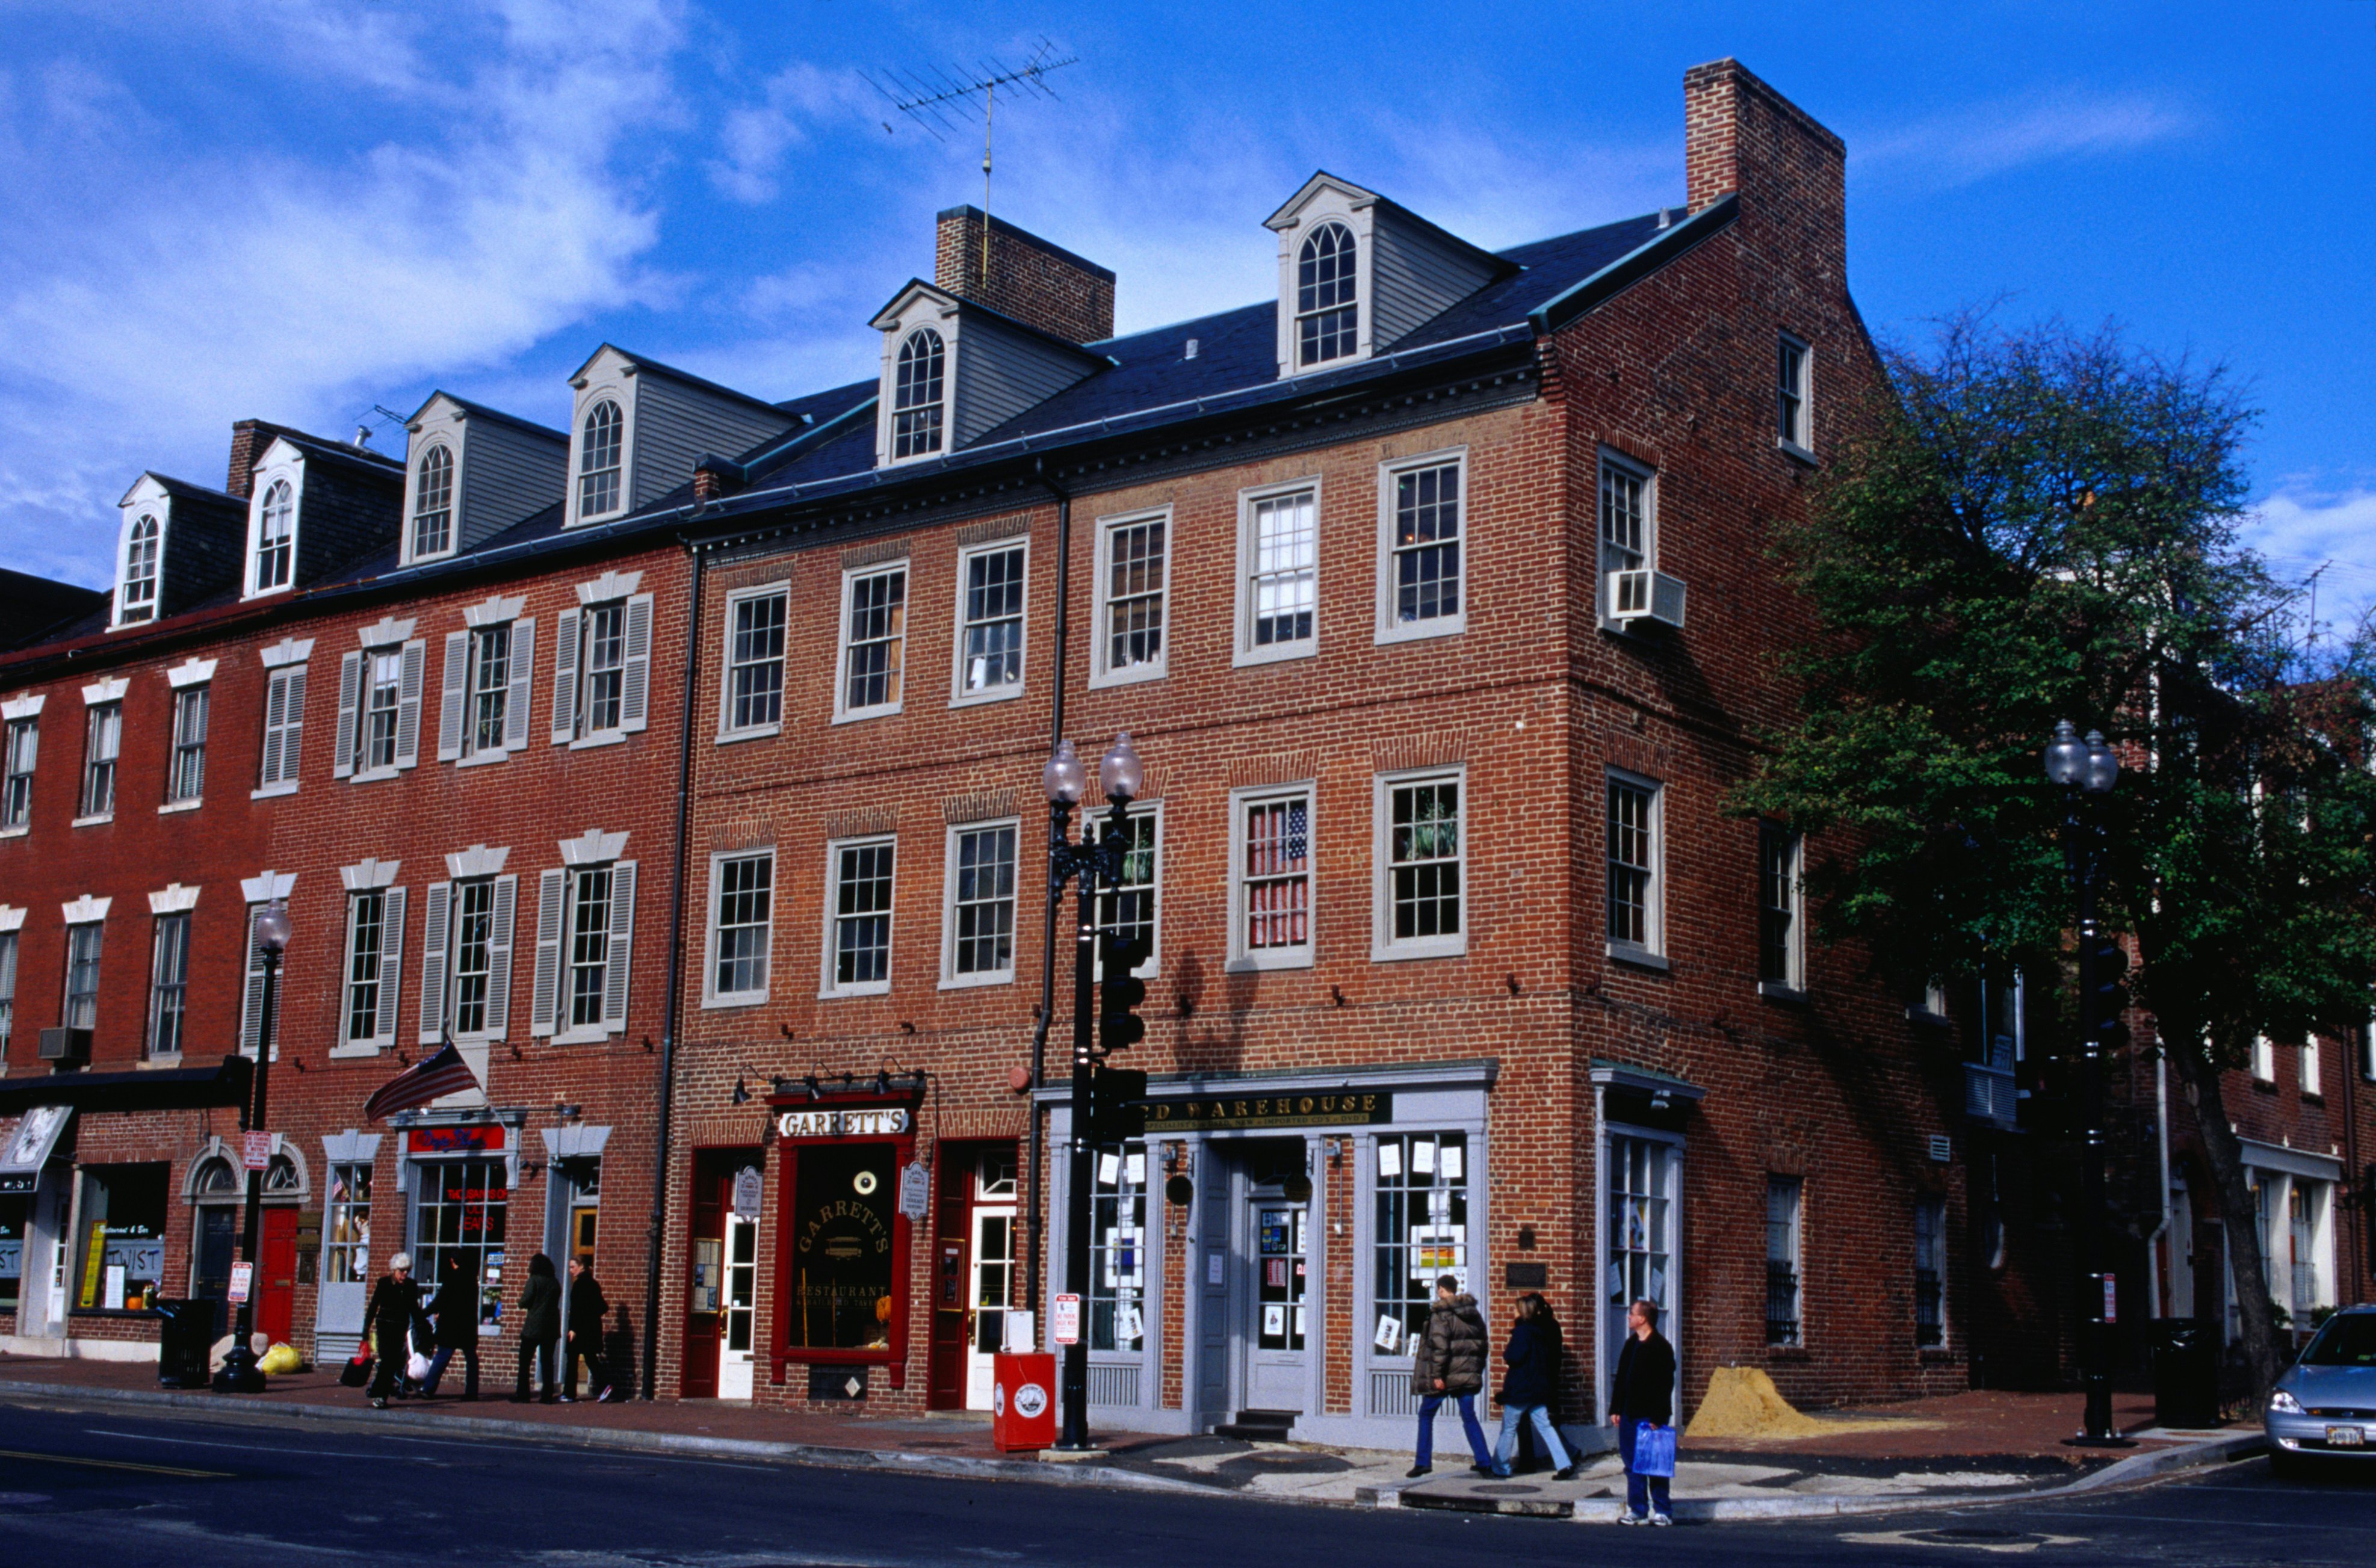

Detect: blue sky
[2,1,2369,627]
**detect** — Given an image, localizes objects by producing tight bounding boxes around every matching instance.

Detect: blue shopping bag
[1632,1421,1677,1478]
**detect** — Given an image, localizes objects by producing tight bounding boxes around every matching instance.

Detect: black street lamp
[1041,732,1141,1451]
[215,897,291,1394]
[2044,720,2130,1446]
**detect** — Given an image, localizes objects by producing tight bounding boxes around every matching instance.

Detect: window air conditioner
[1607,568,1687,629]
[38,1026,92,1063]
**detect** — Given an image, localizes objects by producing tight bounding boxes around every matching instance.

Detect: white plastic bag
[407,1350,435,1383]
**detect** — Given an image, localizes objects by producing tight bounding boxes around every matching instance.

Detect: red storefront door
[256,1208,298,1345]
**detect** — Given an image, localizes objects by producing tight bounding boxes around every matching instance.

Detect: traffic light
[2086,936,2130,1049]
[1099,933,1150,1057]
[1089,1066,1148,1144]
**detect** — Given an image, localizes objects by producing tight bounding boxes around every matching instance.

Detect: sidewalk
[0,1353,2260,1522]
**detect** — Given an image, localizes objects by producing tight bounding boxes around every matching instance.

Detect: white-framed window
[0,928,17,1061]
[531,859,638,1040]
[146,912,190,1059]
[1296,221,1358,368]
[1777,332,1813,458]
[119,514,159,624]
[1237,481,1318,664]
[2300,1036,2322,1096]
[2252,1034,2275,1082]
[340,886,405,1051]
[1087,1143,1148,1351]
[720,583,788,738]
[323,1162,373,1285]
[1374,1132,1472,1347]
[953,539,1027,703]
[1759,823,1804,993]
[1606,771,1663,963]
[1092,511,1169,687]
[835,563,908,721]
[63,920,103,1030]
[254,478,294,593]
[704,849,774,1007]
[424,875,516,1043]
[1598,451,1655,625]
[1096,802,1162,976]
[1373,769,1462,960]
[941,820,1018,987]
[2,716,35,829]
[438,619,533,764]
[824,836,896,997]
[2365,1008,2375,1081]
[2287,1178,2336,1321]
[78,701,121,819]
[354,648,403,774]
[579,400,624,519]
[552,593,652,745]
[1914,1197,1946,1348]
[1228,783,1313,971]
[166,684,209,804]
[892,329,946,460]
[257,665,305,795]
[412,444,454,559]
[1376,451,1464,643]
[1766,1174,1804,1347]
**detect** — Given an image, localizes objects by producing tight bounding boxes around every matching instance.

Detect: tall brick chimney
[934,206,1115,344]
[225,419,278,499]
[1683,58,1845,247]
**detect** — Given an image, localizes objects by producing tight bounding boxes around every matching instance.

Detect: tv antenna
[865,39,1079,288]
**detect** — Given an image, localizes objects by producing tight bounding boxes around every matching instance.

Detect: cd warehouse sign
[1141,1091,1392,1131]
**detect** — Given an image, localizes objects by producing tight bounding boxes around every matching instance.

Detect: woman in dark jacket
[1491,1292,1580,1478]
[563,1256,613,1403]
[422,1253,481,1400]
[514,1253,562,1403]
[360,1253,424,1409]
[1407,1275,1495,1478]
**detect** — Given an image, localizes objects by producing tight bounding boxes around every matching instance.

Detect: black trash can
[154,1297,223,1389]
[2149,1317,2220,1429]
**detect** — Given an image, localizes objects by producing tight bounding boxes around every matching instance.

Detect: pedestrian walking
[360,1252,424,1410]
[1608,1296,1677,1525]
[562,1256,614,1403]
[1491,1292,1583,1479]
[1406,1274,1494,1479]
[513,1252,562,1404]
[421,1253,481,1400]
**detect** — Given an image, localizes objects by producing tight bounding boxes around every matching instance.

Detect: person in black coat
[1491,1292,1580,1479]
[514,1253,562,1403]
[563,1256,614,1403]
[1608,1296,1678,1523]
[422,1253,481,1400]
[360,1253,424,1409]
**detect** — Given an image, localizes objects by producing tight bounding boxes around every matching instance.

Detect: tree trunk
[2168,1039,2286,1396]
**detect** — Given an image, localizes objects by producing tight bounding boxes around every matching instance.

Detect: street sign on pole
[241,1131,272,1171]
[228,1261,253,1304]
[1053,1292,1081,1345]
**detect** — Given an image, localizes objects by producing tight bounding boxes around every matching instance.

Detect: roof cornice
[1527,194,1739,336]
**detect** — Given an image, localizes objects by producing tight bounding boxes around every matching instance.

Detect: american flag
[1285,801,1307,863]
[362,1039,481,1122]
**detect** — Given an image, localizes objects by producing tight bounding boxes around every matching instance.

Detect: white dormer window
[1296,223,1358,368]
[255,480,294,593]
[893,329,946,458]
[579,400,623,518]
[119,514,159,624]
[412,445,454,559]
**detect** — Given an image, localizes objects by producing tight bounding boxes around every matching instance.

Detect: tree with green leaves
[1739,312,2376,1393]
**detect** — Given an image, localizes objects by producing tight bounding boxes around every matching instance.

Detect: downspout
[642,539,705,1400]
[1026,457,1072,1315]
[2147,1046,2171,1320]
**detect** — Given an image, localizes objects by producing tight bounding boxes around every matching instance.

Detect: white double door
[717,1210,758,1400]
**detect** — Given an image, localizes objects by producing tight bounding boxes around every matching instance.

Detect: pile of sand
[1684,1366,1938,1442]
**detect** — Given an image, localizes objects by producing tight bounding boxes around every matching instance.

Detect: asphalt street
[0,1398,2369,1567]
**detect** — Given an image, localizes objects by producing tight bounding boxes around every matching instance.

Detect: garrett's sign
[776,1107,911,1140]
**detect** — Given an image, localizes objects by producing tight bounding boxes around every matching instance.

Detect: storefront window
[326,1162,373,1284]
[75,1162,167,1310]
[0,1192,25,1309]
[786,1141,897,1351]
[1089,1144,1146,1352]
[412,1158,506,1311]
[1371,1132,1469,1357]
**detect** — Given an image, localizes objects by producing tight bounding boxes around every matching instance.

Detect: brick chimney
[225,419,279,499]
[934,206,1115,345]
[1683,58,1845,247]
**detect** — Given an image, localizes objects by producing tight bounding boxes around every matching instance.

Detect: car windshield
[2301,1315,2376,1367]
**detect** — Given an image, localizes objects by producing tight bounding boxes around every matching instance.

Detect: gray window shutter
[530,868,565,1037]
[260,670,287,786]
[483,872,517,1040]
[333,652,362,779]
[436,631,468,762]
[551,608,581,745]
[418,882,450,1043]
[374,886,406,1046]
[601,860,637,1031]
[394,639,426,769]
[619,592,654,733]
[240,908,267,1056]
[504,618,536,751]
[278,666,305,785]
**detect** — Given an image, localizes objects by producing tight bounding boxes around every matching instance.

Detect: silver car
[2265,1304,2376,1474]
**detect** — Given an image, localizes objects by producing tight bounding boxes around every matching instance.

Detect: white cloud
[2246,483,2376,629]
[1855,88,2194,191]
[707,63,876,204]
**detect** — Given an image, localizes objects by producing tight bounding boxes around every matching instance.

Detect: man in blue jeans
[1608,1296,1677,1523]
[1407,1275,1494,1479]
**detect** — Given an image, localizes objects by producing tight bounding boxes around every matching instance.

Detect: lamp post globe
[1043,738,1088,806]
[1099,732,1143,804]
[253,900,293,954]
[2082,730,2121,795]
[2043,719,2088,788]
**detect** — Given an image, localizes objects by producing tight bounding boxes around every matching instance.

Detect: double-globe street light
[214,897,291,1393]
[2043,720,2128,1445]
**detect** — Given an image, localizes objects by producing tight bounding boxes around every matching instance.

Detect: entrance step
[1211,1409,1299,1440]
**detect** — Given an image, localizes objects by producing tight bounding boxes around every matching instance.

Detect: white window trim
[949,535,1031,706]
[1101,798,1165,978]
[1769,1174,1807,1347]
[545,859,634,1044]
[1226,780,1316,974]
[2251,1034,2275,1082]
[113,507,164,630]
[568,384,633,528]
[1234,477,1321,667]
[1776,330,1816,465]
[331,881,403,1060]
[1596,447,1658,633]
[1372,766,1466,962]
[702,847,775,1009]
[939,816,1022,990]
[1270,193,1377,378]
[2301,1036,2322,1096]
[873,299,959,469]
[820,833,897,999]
[833,560,910,724]
[1759,825,1807,998]
[406,440,461,564]
[718,580,791,741]
[1089,508,1173,690]
[1605,767,1667,968]
[1373,447,1468,645]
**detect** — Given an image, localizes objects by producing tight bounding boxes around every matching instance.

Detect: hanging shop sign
[732,1165,765,1220]
[407,1124,507,1155]
[1141,1091,1393,1131]
[776,1107,911,1140]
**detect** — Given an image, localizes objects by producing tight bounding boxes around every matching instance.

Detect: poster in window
[1440,1143,1463,1181]
[1124,1150,1145,1185]
[1374,1313,1403,1353]
[1408,1224,1463,1280]
[1377,1141,1402,1179]
[787,1141,899,1350]
[1116,1302,1143,1346]
[1412,1138,1437,1176]
[1263,1303,1285,1339]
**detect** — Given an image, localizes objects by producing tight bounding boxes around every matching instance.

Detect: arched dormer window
[579,400,623,519]
[1296,222,1358,367]
[120,514,159,623]
[413,444,453,558]
[893,329,945,459]
[255,480,294,592]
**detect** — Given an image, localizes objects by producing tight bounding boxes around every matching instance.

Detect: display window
[785,1141,898,1351]
[412,1157,507,1323]
[0,1192,25,1309]
[1089,1144,1146,1351]
[73,1162,168,1311]
[1369,1132,1469,1357]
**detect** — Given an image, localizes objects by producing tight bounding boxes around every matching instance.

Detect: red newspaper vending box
[992,1352,1057,1451]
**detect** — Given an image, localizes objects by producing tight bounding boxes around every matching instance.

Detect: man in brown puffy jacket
[1408,1274,1494,1478]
